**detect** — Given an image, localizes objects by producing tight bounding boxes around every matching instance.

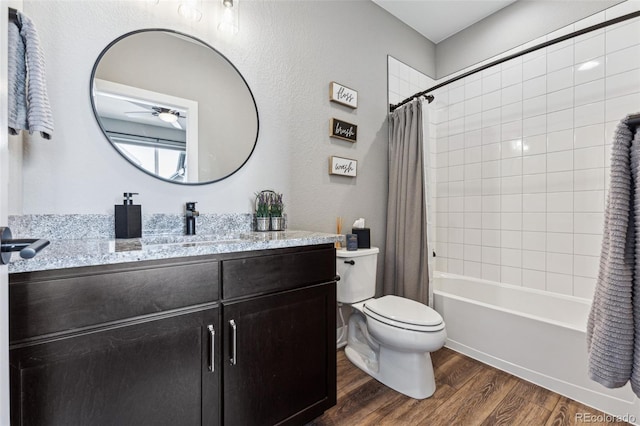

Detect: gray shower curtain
[383,98,429,304]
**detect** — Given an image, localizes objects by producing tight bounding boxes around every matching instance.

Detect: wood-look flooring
[310,347,630,426]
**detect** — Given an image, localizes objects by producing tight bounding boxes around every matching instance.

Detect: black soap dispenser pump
[115,193,142,239]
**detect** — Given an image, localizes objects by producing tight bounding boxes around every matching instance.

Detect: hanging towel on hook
[8,10,53,139]
[587,114,640,396]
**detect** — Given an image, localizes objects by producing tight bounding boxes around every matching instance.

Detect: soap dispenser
[115,193,142,239]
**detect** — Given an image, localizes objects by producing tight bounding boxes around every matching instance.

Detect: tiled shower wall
[432,3,640,300]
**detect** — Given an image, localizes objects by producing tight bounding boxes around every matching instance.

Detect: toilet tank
[336,247,379,303]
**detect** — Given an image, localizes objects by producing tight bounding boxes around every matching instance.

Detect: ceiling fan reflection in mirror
[125,106,186,129]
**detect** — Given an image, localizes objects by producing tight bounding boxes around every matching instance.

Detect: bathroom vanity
[8,233,337,425]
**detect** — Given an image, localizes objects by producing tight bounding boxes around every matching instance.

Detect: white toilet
[336,247,446,399]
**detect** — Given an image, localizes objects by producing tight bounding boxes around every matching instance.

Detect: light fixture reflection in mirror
[90,29,259,185]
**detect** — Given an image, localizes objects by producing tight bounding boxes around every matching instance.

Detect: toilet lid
[364,295,444,331]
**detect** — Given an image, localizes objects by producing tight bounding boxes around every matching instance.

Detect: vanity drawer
[221,245,336,299]
[10,258,219,342]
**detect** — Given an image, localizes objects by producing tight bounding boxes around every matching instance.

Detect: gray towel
[587,115,640,395]
[8,11,53,139]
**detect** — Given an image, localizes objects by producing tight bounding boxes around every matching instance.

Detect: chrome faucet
[186,202,199,235]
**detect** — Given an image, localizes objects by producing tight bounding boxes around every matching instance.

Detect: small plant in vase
[255,191,271,231]
[269,192,285,231]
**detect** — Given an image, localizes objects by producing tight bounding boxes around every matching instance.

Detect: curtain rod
[390,9,640,112]
[629,113,640,129]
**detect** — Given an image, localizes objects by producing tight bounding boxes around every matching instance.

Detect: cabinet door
[223,282,336,426]
[10,307,220,426]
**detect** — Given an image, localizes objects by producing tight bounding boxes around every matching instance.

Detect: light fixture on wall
[178,0,203,22]
[218,0,239,34]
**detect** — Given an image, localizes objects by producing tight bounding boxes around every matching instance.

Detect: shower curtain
[383,97,429,305]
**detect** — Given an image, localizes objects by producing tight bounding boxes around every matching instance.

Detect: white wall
[431,1,640,300]
[15,0,435,287]
[435,0,624,78]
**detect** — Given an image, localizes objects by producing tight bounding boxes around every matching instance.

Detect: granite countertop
[8,230,342,274]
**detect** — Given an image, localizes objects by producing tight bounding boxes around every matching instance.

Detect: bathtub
[433,272,640,423]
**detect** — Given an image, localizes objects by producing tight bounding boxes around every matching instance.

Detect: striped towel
[8,10,53,139]
[587,114,640,396]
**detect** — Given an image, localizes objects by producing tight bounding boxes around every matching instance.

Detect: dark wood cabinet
[9,244,336,425]
[222,283,336,426]
[10,306,220,426]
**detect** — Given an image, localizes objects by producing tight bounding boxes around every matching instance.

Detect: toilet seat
[363,295,445,332]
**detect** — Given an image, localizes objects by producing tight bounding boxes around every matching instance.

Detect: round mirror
[90,29,259,184]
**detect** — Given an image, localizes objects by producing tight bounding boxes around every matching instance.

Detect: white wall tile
[574,190,605,212]
[606,45,640,76]
[523,135,547,156]
[547,129,574,152]
[523,95,547,118]
[547,88,573,113]
[547,67,574,92]
[547,252,573,274]
[574,255,599,278]
[501,212,522,230]
[575,33,605,63]
[547,171,573,192]
[547,109,574,132]
[464,261,483,278]
[606,21,640,54]
[547,272,573,295]
[523,174,546,193]
[482,229,501,247]
[523,269,546,290]
[574,124,605,148]
[502,84,523,105]
[523,76,546,99]
[501,266,522,285]
[482,263,501,281]
[547,150,573,172]
[547,232,573,254]
[523,56,547,81]
[573,276,596,299]
[606,69,640,99]
[575,58,605,85]
[574,168,605,191]
[574,79,605,106]
[523,231,546,251]
[522,213,546,232]
[523,115,547,137]
[574,146,604,170]
[523,154,546,174]
[483,72,502,94]
[483,246,501,264]
[430,13,637,298]
[548,45,574,73]
[523,193,546,212]
[547,213,573,233]
[574,233,602,257]
[606,93,640,122]
[502,64,522,88]
[502,248,522,267]
[575,101,605,127]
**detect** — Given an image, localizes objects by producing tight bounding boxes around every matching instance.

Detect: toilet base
[344,317,439,401]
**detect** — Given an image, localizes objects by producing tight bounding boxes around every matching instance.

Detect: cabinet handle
[229,319,237,366]
[207,325,215,373]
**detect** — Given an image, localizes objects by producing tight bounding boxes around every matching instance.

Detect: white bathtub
[433,272,640,423]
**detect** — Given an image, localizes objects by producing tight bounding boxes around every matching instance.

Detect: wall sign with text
[329,82,358,109]
[329,156,358,177]
[330,118,357,142]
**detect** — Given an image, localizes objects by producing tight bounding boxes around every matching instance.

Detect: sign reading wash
[330,118,357,142]
[329,156,357,177]
[329,82,358,109]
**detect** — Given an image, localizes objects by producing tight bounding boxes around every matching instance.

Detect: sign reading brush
[330,118,357,142]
